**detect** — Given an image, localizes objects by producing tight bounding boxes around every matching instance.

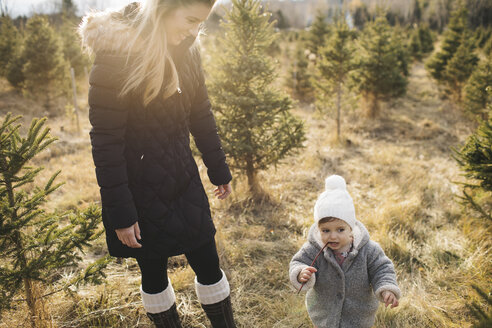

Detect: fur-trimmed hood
[78,3,140,54]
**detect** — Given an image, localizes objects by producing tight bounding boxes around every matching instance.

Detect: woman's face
[164,3,212,46]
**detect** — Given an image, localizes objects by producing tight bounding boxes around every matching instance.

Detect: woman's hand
[298,266,317,283]
[115,222,142,248]
[214,183,232,200]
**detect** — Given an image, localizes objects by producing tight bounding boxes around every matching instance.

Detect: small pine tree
[409,29,422,60]
[426,5,468,81]
[442,32,479,102]
[288,42,313,102]
[0,114,109,327]
[463,54,492,118]
[21,16,70,110]
[454,110,492,193]
[272,9,289,29]
[454,86,492,221]
[479,28,491,49]
[467,285,492,328]
[6,54,25,88]
[454,92,492,327]
[484,36,492,56]
[418,24,434,54]
[392,26,410,77]
[207,0,305,194]
[2,15,25,89]
[313,18,354,140]
[351,15,408,117]
[411,0,422,24]
[351,3,370,30]
[0,15,20,77]
[59,16,91,78]
[61,0,77,18]
[474,26,491,49]
[306,10,330,56]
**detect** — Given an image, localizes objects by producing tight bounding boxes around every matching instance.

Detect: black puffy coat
[86,25,231,259]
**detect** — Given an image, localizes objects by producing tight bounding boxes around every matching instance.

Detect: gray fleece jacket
[289,221,401,328]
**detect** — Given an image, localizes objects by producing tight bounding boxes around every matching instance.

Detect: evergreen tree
[207,0,305,194]
[392,26,410,78]
[426,5,468,81]
[0,15,20,77]
[467,285,492,328]
[351,15,408,117]
[418,24,434,54]
[6,53,25,88]
[59,16,90,78]
[21,16,70,109]
[306,10,330,57]
[453,89,492,222]
[454,96,492,328]
[426,0,453,32]
[412,0,422,24]
[474,26,491,49]
[463,54,492,118]
[0,114,109,327]
[313,19,354,140]
[484,35,492,56]
[288,41,313,102]
[442,32,479,102]
[467,0,492,28]
[272,9,289,29]
[351,3,370,30]
[61,0,77,18]
[455,87,492,191]
[409,28,422,60]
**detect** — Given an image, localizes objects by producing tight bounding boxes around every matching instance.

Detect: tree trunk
[362,92,379,118]
[7,181,49,328]
[366,92,380,118]
[246,156,260,195]
[23,278,37,328]
[336,82,341,140]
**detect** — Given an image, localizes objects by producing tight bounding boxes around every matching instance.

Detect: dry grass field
[0,51,490,327]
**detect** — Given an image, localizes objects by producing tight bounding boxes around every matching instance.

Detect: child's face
[319,218,353,251]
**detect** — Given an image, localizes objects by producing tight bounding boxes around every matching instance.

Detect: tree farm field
[0,50,488,328]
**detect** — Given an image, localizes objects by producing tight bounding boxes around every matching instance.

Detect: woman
[79,1,235,327]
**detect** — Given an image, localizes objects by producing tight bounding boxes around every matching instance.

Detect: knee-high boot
[140,280,182,328]
[195,270,236,328]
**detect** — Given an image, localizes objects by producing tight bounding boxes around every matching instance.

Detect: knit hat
[314,175,356,229]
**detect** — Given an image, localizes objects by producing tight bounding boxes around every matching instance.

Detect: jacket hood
[78,2,139,54]
[78,2,198,56]
[307,220,370,252]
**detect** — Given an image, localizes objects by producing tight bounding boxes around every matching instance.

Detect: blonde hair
[120,0,215,106]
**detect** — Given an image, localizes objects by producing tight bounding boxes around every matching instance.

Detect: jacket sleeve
[88,55,138,230]
[366,241,401,301]
[189,49,232,186]
[289,242,317,291]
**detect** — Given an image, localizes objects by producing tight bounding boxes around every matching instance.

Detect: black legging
[136,240,222,294]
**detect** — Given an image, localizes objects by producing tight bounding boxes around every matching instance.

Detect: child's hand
[382,291,399,308]
[298,266,317,283]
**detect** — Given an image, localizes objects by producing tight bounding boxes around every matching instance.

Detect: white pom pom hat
[314,175,356,229]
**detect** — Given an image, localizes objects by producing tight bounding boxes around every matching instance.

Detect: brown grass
[1,49,490,328]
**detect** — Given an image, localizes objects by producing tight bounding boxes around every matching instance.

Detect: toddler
[289,175,401,328]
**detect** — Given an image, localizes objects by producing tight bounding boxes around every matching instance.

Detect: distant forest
[2,0,491,31]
